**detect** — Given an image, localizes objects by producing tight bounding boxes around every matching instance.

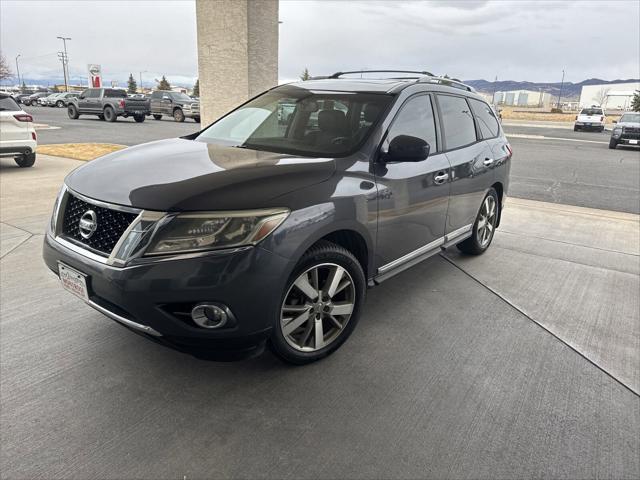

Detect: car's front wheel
[609,138,618,149]
[15,152,36,168]
[67,105,79,119]
[269,240,365,364]
[173,108,185,122]
[457,188,499,255]
[56,100,64,108]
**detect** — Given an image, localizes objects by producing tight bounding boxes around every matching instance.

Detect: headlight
[145,209,289,255]
[613,127,622,136]
[50,185,67,234]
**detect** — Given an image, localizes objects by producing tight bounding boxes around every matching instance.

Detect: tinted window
[469,98,500,138]
[580,108,603,115]
[0,95,20,111]
[151,91,163,99]
[385,95,437,151]
[438,95,477,149]
[170,92,192,102]
[104,89,127,98]
[83,89,100,98]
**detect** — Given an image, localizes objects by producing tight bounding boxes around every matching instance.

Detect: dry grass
[37,143,126,161]
[501,107,621,125]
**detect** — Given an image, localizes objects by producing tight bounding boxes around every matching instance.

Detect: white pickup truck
[574,106,606,132]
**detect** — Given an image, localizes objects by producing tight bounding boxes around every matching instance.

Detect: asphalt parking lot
[1,108,639,478]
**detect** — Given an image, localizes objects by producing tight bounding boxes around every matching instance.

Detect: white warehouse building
[494,90,553,107]
[579,82,640,110]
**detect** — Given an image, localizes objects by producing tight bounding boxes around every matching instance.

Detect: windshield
[580,108,603,116]
[619,113,640,123]
[196,85,392,157]
[171,92,193,102]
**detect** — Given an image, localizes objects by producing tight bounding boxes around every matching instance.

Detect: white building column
[196,0,279,125]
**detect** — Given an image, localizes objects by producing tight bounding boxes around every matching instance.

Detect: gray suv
[43,70,512,364]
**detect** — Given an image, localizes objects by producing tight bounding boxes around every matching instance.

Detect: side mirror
[384,135,430,162]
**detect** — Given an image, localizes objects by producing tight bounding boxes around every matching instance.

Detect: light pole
[15,54,21,89]
[491,75,498,105]
[556,69,565,110]
[57,36,71,91]
[139,71,148,93]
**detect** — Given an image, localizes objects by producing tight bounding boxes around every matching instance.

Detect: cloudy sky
[1,0,638,87]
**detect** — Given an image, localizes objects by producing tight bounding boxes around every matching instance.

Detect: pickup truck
[150,91,200,122]
[67,88,150,122]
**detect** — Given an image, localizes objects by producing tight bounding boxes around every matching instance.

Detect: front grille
[622,127,640,140]
[61,194,138,255]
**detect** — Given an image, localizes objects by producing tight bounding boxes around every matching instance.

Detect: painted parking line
[507,133,609,145]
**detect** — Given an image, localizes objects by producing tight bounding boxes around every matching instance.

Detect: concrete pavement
[1,155,638,478]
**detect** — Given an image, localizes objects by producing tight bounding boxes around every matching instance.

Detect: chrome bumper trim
[87,299,162,337]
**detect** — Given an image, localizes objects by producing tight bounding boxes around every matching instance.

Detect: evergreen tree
[300,68,311,81]
[632,90,640,112]
[127,73,137,94]
[192,79,199,97]
[158,75,171,90]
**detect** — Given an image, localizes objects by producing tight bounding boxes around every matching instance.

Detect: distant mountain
[463,78,640,100]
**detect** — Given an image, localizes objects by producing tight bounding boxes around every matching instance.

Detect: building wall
[196,0,278,125]
[495,89,552,107]
[579,82,640,109]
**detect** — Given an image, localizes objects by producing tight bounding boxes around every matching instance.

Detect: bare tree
[594,87,611,107]
[0,52,13,81]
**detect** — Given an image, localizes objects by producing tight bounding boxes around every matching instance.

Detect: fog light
[191,303,229,329]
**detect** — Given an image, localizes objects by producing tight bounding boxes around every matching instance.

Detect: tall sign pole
[57,36,72,91]
[556,69,565,109]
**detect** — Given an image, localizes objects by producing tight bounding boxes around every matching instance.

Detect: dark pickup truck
[67,88,150,122]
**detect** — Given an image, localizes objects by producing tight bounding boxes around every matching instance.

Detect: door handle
[483,157,494,166]
[434,172,449,184]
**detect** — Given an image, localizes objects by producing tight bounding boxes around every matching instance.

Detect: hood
[65,138,335,211]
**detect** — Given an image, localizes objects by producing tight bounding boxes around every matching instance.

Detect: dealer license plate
[629,139,638,145]
[58,262,89,301]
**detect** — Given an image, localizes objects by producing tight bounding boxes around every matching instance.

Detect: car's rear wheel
[67,105,79,119]
[173,108,185,122]
[104,107,117,122]
[457,188,499,255]
[15,152,36,168]
[133,114,145,123]
[269,240,365,364]
[609,138,618,149]
[153,114,162,120]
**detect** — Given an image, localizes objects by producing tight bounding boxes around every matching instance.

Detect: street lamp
[556,69,565,110]
[139,71,148,93]
[15,54,21,89]
[57,36,72,91]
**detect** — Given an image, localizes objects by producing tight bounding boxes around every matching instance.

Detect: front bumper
[43,233,292,357]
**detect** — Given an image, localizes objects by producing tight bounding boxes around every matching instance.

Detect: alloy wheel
[280,263,356,352]
[477,195,497,247]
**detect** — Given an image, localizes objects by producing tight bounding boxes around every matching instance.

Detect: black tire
[269,240,366,365]
[573,125,579,131]
[67,104,79,119]
[98,114,105,121]
[56,100,64,108]
[153,114,162,120]
[103,107,117,122]
[457,188,499,255]
[133,114,145,123]
[194,116,200,123]
[609,138,618,149]
[15,152,36,168]
[599,126,605,132]
[173,108,185,122]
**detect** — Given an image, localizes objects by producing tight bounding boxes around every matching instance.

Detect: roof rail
[328,70,435,79]
[417,76,475,92]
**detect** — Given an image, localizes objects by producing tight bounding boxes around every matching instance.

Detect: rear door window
[469,98,500,138]
[0,95,20,111]
[437,95,477,150]
[104,89,127,98]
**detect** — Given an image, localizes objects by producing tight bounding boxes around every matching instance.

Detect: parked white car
[574,106,606,132]
[0,93,37,168]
